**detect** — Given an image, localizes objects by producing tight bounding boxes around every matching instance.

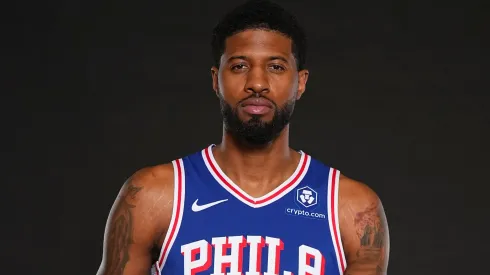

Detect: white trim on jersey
[155,158,186,271]
[202,144,311,208]
[327,167,347,274]
[334,169,347,271]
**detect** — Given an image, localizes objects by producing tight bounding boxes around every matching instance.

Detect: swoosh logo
[191,199,228,212]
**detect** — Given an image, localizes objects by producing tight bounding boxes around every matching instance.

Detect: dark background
[5,0,487,274]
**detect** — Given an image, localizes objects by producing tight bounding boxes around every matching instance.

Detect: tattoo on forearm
[106,180,143,274]
[353,201,387,274]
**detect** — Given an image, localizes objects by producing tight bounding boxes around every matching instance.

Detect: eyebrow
[227,55,289,64]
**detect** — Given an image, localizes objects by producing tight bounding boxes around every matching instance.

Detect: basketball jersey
[151,145,347,275]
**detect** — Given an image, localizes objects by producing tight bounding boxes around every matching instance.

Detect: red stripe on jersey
[330,169,346,272]
[158,159,184,268]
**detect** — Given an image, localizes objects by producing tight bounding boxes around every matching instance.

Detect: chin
[240,113,274,123]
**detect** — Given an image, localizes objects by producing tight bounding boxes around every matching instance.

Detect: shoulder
[105,163,178,244]
[310,155,380,205]
[338,174,381,210]
[129,163,175,188]
[118,163,176,207]
[336,173,388,238]
[336,173,389,245]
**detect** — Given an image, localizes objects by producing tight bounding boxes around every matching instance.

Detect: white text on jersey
[180,235,325,275]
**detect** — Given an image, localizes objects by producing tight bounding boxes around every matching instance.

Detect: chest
[167,182,335,275]
[155,151,344,275]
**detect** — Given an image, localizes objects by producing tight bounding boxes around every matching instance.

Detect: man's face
[211,29,309,146]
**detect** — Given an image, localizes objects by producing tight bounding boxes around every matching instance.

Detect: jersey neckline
[201,144,311,208]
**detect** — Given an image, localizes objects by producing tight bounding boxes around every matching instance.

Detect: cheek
[218,73,245,100]
[272,80,298,100]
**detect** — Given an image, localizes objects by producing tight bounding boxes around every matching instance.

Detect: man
[96,0,390,274]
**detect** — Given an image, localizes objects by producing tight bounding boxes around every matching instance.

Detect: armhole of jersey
[327,168,347,274]
[154,158,186,272]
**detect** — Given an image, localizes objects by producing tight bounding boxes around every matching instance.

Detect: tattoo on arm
[106,180,143,274]
[350,201,388,275]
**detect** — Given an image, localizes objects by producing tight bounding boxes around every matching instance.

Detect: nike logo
[191,199,228,212]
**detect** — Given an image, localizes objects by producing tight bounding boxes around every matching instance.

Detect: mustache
[237,94,276,107]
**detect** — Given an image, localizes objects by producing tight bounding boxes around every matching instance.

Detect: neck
[212,125,301,196]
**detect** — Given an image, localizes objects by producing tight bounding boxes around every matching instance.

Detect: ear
[211,66,219,95]
[296,69,309,100]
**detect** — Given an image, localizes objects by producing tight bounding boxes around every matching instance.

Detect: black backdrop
[5,0,487,274]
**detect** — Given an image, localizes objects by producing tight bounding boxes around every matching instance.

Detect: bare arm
[97,164,174,275]
[339,176,390,275]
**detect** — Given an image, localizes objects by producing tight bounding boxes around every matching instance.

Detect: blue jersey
[151,145,347,275]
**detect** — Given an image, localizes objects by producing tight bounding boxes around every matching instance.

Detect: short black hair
[211,0,307,70]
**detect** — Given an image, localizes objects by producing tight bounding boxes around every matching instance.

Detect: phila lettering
[180,235,325,275]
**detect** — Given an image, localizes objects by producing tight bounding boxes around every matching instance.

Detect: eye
[231,64,248,71]
[269,64,286,72]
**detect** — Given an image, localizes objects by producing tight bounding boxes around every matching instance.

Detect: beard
[219,93,296,147]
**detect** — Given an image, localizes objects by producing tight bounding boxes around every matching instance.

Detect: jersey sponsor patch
[285,186,326,220]
[296,186,318,208]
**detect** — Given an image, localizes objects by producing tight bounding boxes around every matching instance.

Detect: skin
[339,176,390,275]
[96,165,174,275]
[96,29,390,275]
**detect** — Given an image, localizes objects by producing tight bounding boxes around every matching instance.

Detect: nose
[245,67,269,94]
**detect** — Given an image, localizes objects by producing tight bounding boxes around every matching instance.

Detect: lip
[240,97,273,115]
[240,97,273,108]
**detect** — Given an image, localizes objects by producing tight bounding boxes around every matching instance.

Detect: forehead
[222,29,294,61]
